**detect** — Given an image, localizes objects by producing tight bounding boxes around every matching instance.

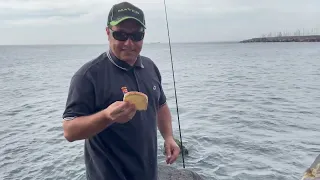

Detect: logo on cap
[118,8,140,14]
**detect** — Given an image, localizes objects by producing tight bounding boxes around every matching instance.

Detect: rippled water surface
[1,42,320,180]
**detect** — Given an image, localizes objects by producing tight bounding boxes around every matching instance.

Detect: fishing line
[162,0,186,169]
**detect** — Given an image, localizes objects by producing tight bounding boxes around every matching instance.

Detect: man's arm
[153,62,174,140]
[157,103,174,140]
[63,111,113,142]
[153,63,180,163]
[158,103,181,164]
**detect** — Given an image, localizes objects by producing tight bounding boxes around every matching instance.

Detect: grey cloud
[0,0,319,45]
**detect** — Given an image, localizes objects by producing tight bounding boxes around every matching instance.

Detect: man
[62,1,180,180]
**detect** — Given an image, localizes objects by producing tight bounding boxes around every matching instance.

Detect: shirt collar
[106,49,144,71]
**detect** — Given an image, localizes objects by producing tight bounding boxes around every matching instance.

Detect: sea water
[0,42,319,180]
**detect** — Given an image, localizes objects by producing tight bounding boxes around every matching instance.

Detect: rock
[301,154,320,180]
[173,138,189,156]
[158,164,204,180]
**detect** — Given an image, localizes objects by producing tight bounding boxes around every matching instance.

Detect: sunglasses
[109,28,144,42]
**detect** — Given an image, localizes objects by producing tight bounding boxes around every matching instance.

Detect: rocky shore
[160,138,319,179]
[158,138,204,180]
[300,154,320,180]
[158,165,204,180]
[240,35,320,43]
[157,154,320,180]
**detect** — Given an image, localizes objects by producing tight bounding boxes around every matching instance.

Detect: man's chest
[94,67,161,112]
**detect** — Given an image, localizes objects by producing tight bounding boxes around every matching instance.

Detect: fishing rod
[163,0,186,169]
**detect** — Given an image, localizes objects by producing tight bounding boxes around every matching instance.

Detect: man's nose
[124,37,134,46]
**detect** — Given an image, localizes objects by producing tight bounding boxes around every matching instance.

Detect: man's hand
[62,101,136,142]
[164,137,180,164]
[104,101,137,124]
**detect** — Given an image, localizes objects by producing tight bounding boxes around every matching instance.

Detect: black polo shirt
[62,50,167,180]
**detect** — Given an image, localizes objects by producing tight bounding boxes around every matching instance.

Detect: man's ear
[106,27,110,35]
[106,27,110,40]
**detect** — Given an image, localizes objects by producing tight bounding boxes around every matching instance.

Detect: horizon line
[0,40,240,46]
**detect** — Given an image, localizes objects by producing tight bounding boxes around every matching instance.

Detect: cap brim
[109,16,146,29]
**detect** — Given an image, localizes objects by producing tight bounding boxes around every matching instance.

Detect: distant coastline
[240,35,320,43]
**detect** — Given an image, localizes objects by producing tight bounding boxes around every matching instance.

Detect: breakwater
[240,35,320,43]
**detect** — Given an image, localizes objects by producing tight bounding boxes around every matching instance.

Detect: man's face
[107,19,144,65]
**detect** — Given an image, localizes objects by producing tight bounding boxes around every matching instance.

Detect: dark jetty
[240,35,320,43]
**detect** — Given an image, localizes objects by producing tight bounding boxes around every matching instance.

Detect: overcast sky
[0,0,319,45]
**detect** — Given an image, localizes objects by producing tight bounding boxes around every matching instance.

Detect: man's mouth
[122,49,135,53]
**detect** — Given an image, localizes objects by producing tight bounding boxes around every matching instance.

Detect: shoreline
[240,35,320,43]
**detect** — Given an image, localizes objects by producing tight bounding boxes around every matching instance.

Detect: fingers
[111,101,129,116]
[165,143,180,164]
[111,101,136,122]
[113,101,134,113]
[165,144,172,164]
[126,108,136,119]
[169,146,180,164]
[116,101,132,110]
[122,102,136,116]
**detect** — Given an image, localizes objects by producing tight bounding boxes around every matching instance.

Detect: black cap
[107,2,146,29]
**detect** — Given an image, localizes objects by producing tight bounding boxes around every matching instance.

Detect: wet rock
[301,154,320,180]
[158,164,204,180]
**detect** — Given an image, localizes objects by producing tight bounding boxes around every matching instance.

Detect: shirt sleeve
[158,83,167,107]
[154,64,167,107]
[62,74,95,119]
